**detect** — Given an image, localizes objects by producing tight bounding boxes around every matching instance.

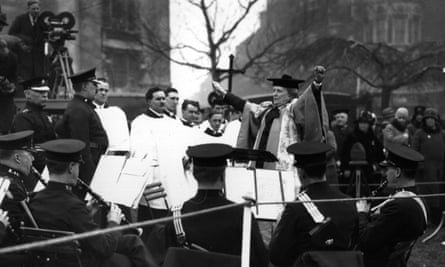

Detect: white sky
[169,0,267,99]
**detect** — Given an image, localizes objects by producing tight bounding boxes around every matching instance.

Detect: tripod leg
[57,53,72,98]
[61,51,74,95]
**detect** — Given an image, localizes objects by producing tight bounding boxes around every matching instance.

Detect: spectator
[0,38,18,134]
[408,105,425,145]
[382,107,410,147]
[331,109,352,165]
[341,110,385,195]
[412,107,445,225]
[8,0,46,80]
[93,78,110,109]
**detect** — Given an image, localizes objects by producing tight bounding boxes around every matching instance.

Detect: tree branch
[329,65,381,88]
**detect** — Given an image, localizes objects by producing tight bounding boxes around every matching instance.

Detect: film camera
[37,11,78,49]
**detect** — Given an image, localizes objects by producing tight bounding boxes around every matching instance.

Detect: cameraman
[8,0,46,81]
[0,38,18,134]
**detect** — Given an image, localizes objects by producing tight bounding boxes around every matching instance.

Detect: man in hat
[0,130,35,246]
[408,105,425,145]
[356,143,427,267]
[8,0,46,80]
[12,77,56,172]
[29,139,157,267]
[55,68,108,196]
[211,74,304,171]
[164,143,268,267]
[269,142,358,267]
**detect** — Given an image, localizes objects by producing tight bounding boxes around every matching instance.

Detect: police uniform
[164,144,269,267]
[55,68,108,191]
[29,139,156,267]
[12,77,56,172]
[357,144,427,267]
[269,143,358,267]
[0,130,34,246]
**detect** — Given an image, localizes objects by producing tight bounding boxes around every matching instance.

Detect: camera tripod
[48,45,74,98]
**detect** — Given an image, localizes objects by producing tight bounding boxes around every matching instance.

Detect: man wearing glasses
[55,68,108,197]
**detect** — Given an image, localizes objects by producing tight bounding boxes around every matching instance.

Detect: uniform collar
[25,101,45,110]
[74,94,93,104]
[145,108,164,118]
[47,181,73,192]
[0,163,21,179]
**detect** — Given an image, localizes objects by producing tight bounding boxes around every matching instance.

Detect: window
[105,0,140,33]
[374,17,387,43]
[105,48,142,91]
[392,16,407,45]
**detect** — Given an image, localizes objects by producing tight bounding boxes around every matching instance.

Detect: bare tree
[270,37,445,109]
[139,0,299,83]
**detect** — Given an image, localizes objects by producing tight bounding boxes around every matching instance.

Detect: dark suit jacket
[164,190,268,267]
[269,182,358,267]
[55,94,108,185]
[29,182,121,267]
[357,193,427,267]
[8,13,45,79]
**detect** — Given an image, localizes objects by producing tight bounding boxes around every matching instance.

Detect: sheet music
[225,167,255,203]
[224,167,299,220]
[89,155,127,202]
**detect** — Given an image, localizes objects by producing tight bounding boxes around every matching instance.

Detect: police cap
[379,143,423,171]
[69,68,97,86]
[186,143,233,167]
[40,139,85,162]
[287,142,333,168]
[21,76,49,92]
[0,130,34,151]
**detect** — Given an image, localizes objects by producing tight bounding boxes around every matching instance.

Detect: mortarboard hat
[0,130,34,151]
[286,142,333,168]
[69,68,97,86]
[0,13,8,26]
[379,143,423,171]
[186,143,233,167]
[40,139,85,163]
[21,76,49,92]
[267,74,305,89]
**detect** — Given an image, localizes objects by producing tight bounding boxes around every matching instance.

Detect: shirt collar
[145,108,164,118]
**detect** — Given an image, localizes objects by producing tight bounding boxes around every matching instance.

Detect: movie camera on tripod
[36,11,78,98]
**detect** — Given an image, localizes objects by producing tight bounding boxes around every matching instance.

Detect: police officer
[269,142,358,267]
[29,139,157,267]
[0,130,35,246]
[12,77,56,172]
[164,143,268,267]
[356,143,427,267]
[55,68,108,196]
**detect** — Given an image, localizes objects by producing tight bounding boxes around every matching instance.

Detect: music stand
[348,143,368,197]
[229,148,278,165]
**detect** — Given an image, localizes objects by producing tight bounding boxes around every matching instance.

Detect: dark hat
[381,107,395,121]
[230,148,278,163]
[379,143,423,171]
[69,68,97,86]
[207,92,224,107]
[423,107,439,121]
[0,130,34,151]
[355,110,374,124]
[413,105,425,115]
[267,74,305,89]
[186,143,233,167]
[21,76,49,92]
[40,139,85,162]
[286,142,333,168]
[0,13,7,26]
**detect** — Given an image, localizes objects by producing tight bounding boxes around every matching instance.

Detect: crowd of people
[0,1,444,267]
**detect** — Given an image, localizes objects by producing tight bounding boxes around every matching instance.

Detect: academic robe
[224,92,298,171]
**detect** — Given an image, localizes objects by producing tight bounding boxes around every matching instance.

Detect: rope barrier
[332,181,445,187]
[2,192,445,255]
[0,201,249,255]
[255,192,445,206]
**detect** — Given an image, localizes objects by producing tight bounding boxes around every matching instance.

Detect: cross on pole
[215,54,244,93]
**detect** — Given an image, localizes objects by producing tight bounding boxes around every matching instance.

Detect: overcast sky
[169,0,266,99]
